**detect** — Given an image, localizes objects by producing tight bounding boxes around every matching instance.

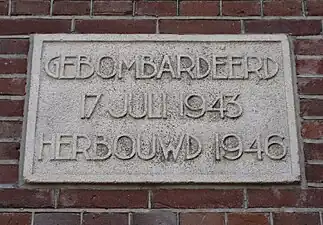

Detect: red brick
[294,39,323,55]
[248,188,323,207]
[307,0,323,16]
[300,99,323,117]
[153,189,243,208]
[0,142,19,160]
[274,212,320,225]
[89,213,130,225]
[298,78,323,95]
[0,78,26,95]
[306,164,323,183]
[93,1,132,15]
[228,213,270,225]
[11,0,50,15]
[0,1,8,15]
[0,189,53,208]
[222,1,260,16]
[0,213,32,225]
[304,143,323,161]
[245,20,321,35]
[34,213,80,225]
[180,1,219,16]
[0,19,71,35]
[136,1,176,16]
[263,0,302,16]
[0,100,24,117]
[0,165,18,183]
[0,121,22,139]
[75,19,156,34]
[302,121,323,139]
[180,212,224,225]
[53,1,90,15]
[133,212,176,225]
[159,20,241,34]
[58,189,148,208]
[296,59,323,75]
[83,213,128,225]
[0,58,27,74]
[0,39,29,54]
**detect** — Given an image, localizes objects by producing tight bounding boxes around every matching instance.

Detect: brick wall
[0,0,322,224]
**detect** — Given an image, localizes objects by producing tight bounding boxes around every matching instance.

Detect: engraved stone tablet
[22,34,300,183]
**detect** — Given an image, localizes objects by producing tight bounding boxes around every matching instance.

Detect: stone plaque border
[21,34,300,183]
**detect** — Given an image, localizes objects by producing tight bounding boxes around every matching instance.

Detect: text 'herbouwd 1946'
[23,35,300,183]
[38,53,286,163]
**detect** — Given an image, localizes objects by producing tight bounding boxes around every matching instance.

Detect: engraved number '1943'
[181,93,243,119]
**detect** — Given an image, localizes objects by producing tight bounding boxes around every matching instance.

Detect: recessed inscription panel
[23,34,300,183]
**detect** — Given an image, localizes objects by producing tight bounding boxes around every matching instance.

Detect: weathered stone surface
[22,34,300,183]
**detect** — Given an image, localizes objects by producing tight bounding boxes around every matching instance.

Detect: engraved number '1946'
[215,134,287,161]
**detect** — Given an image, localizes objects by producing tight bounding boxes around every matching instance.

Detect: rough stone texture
[0,0,322,223]
[23,34,300,183]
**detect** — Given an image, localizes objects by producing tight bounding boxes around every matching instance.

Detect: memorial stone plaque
[22,34,300,183]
